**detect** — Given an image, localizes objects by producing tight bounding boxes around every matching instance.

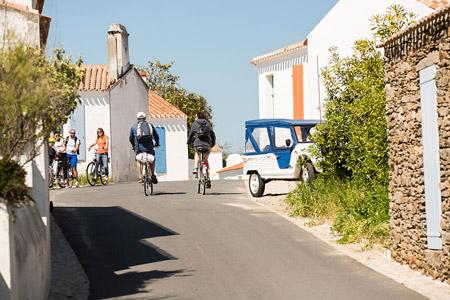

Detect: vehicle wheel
[56,168,65,188]
[67,168,74,188]
[99,168,107,186]
[249,173,265,197]
[144,176,150,196]
[86,162,97,186]
[48,166,54,188]
[301,162,315,183]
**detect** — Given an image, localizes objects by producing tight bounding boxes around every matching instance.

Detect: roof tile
[416,0,449,10]
[148,92,186,119]
[79,64,115,92]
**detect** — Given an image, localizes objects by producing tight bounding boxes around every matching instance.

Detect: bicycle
[139,152,154,196]
[86,151,108,186]
[55,158,74,188]
[196,148,211,195]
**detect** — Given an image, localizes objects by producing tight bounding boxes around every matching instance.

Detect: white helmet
[136,112,146,119]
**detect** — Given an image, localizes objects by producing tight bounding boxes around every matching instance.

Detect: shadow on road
[207,192,244,195]
[53,206,186,299]
[153,192,187,196]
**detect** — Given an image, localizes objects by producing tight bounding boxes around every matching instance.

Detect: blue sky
[44,0,338,152]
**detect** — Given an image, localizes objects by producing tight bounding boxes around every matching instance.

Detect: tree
[0,42,83,202]
[140,60,212,128]
[311,5,417,184]
[370,4,416,43]
[0,44,84,165]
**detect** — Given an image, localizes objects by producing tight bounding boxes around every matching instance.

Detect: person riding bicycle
[65,129,81,188]
[187,112,216,188]
[129,112,160,184]
[88,128,109,182]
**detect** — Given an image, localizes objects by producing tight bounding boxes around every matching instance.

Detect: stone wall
[384,9,450,283]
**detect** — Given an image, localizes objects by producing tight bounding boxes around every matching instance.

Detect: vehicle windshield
[292,126,314,143]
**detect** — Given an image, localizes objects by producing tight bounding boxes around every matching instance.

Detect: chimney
[107,23,130,80]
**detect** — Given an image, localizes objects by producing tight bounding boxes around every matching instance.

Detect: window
[293,126,313,143]
[273,127,292,149]
[253,128,271,152]
[245,139,255,153]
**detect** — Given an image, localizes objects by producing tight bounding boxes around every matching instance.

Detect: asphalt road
[51,180,426,300]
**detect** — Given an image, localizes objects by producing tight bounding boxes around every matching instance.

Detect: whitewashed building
[251,0,439,120]
[0,1,52,299]
[65,23,148,182]
[148,92,189,181]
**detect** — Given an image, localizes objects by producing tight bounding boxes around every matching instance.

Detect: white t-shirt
[54,139,65,154]
[66,137,81,155]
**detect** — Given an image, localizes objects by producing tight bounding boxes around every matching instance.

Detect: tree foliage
[370,4,416,43]
[0,42,84,165]
[141,60,212,128]
[310,5,417,184]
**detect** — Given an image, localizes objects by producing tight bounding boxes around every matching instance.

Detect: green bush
[285,175,390,247]
[0,159,28,203]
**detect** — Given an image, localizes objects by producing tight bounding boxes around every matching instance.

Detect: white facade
[149,118,189,182]
[252,0,436,121]
[304,0,433,117]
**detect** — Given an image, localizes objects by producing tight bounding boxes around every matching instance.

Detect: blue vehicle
[243,119,321,197]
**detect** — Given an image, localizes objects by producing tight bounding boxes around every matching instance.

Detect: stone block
[424,249,443,268]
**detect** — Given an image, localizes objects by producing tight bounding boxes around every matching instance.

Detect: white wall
[209,152,223,178]
[256,48,308,119]
[110,68,149,182]
[304,0,434,118]
[226,154,243,167]
[0,6,40,47]
[0,202,49,300]
[150,118,189,182]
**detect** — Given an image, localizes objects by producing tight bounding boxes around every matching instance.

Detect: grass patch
[285,175,390,247]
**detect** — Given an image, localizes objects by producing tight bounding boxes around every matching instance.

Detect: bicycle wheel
[56,167,65,188]
[99,167,107,185]
[197,165,202,194]
[48,166,55,188]
[143,164,150,196]
[86,162,97,186]
[201,169,207,195]
[67,167,74,188]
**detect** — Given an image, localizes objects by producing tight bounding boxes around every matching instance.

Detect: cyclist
[48,136,56,167]
[187,112,216,188]
[129,112,160,184]
[53,133,68,187]
[65,129,81,188]
[88,128,109,182]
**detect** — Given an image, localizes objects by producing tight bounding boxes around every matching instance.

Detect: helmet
[136,112,146,119]
[48,137,55,143]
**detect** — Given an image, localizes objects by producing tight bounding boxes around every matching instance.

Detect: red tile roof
[416,0,449,9]
[79,65,115,92]
[148,92,186,119]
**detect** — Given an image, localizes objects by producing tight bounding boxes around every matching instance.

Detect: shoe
[206,180,211,189]
[138,177,143,183]
[105,176,108,183]
[151,175,158,184]
[75,181,79,188]
[192,167,198,174]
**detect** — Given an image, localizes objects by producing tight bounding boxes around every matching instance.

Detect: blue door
[155,127,167,174]
[272,126,294,169]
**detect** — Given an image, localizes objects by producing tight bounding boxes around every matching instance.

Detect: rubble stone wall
[384,19,450,282]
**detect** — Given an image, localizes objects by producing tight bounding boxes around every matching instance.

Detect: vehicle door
[271,125,295,169]
[244,126,277,176]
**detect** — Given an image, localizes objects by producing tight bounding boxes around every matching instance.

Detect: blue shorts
[67,154,78,168]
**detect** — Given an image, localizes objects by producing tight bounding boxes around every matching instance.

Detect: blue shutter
[155,127,167,174]
[69,102,86,161]
[419,65,442,250]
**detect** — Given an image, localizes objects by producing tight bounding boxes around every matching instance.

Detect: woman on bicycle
[88,128,109,181]
[187,112,216,187]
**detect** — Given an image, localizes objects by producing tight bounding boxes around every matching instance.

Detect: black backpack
[137,121,153,142]
[196,121,211,139]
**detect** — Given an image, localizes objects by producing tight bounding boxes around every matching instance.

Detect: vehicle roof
[245,119,322,127]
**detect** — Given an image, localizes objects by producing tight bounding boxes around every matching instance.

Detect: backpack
[65,136,80,155]
[196,121,211,139]
[136,121,153,142]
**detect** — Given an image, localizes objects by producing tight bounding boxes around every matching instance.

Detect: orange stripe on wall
[293,64,304,120]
